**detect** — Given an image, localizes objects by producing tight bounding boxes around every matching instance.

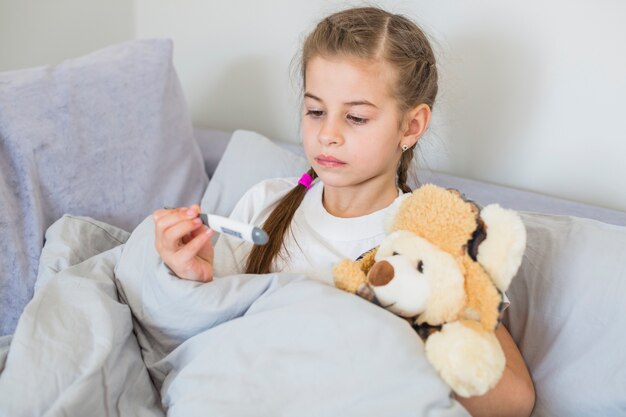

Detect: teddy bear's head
[367,230,466,323]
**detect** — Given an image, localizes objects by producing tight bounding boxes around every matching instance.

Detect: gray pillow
[193,127,233,178]
[0,39,208,335]
[504,212,626,417]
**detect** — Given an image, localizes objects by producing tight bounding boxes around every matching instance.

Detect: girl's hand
[153,204,215,282]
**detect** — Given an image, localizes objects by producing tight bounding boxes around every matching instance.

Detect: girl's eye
[305,110,324,118]
[347,114,368,125]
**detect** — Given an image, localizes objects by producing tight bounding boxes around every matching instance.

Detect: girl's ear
[402,103,431,147]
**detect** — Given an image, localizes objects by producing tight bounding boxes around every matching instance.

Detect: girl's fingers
[154,207,198,247]
[154,208,185,235]
[162,218,203,251]
[176,227,214,263]
[152,208,172,220]
[155,207,197,229]
[188,223,209,239]
[153,206,187,221]
[194,228,215,261]
[153,205,215,282]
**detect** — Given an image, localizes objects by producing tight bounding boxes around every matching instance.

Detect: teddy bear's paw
[425,321,505,397]
[333,259,368,294]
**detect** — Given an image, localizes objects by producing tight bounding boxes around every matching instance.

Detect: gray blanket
[0,215,469,417]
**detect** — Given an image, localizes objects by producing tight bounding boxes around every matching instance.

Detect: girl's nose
[318,119,343,146]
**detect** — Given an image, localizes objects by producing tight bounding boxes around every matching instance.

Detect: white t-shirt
[213,177,403,284]
[212,177,510,309]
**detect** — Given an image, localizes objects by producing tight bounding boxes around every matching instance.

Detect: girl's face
[302,56,406,190]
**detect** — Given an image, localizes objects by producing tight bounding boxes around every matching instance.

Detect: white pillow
[504,212,626,417]
[200,129,309,217]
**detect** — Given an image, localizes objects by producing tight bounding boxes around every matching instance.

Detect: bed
[0,39,625,417]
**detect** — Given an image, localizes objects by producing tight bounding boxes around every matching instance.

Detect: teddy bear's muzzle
[368,260,395,286]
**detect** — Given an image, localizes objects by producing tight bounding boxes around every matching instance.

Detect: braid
[245,168,318,274]
[397,148,415,193]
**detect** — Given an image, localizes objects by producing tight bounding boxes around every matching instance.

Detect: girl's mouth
[315,154,347,167]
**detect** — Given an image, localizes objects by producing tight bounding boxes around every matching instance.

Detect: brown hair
[245,6,438,274]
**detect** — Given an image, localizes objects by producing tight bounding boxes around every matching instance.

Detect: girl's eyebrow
[304,92,378,108]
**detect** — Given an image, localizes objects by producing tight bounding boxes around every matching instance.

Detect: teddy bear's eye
[417,260,424,273]
[392,251,399,256]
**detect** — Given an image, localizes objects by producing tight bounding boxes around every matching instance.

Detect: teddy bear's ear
[476,204,527,292]
[391,185,480,256]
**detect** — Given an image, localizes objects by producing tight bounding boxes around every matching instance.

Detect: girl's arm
[454,325,535,417]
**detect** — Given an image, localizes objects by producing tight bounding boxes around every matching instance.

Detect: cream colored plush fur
[333,184,526,397]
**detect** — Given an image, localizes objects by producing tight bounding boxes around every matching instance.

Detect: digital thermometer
[198,213,269,245]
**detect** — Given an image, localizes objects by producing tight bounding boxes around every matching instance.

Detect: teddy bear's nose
[368,260,395,287]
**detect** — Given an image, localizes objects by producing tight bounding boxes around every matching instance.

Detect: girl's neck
[321,178,399,218]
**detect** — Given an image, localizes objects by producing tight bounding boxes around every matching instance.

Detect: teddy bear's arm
[477,204,527,292]
[333,259,369,294]
[357,247,378,272]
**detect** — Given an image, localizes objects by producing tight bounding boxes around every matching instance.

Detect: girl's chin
[314,173,349,187]
[315,173,364,189]
[315,171,398,191]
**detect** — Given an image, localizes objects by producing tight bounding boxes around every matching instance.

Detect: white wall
[133,0,338,148]
[416,0,626,213]
[0,0,134,71]
[2,0,625,212]
[135,0,626,212]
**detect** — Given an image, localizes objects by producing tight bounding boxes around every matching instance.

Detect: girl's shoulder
[243,177,299,202]
[231,177,300,223]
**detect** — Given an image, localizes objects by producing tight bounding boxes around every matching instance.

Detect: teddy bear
[333,184,526,397]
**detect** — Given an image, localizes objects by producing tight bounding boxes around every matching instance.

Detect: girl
[153,7,535,416]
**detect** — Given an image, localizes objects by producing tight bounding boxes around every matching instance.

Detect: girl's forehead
[304,56,397,103]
